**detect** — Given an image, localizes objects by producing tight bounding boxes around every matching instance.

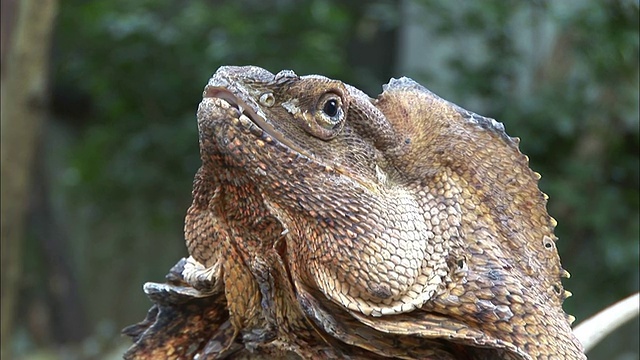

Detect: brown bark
[1,0,59,357]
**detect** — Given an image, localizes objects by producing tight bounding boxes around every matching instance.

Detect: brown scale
[124,66,585,359]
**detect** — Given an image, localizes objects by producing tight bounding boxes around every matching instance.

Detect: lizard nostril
[260,92,275,107]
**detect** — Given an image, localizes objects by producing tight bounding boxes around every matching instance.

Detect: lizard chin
[204,87,313,159]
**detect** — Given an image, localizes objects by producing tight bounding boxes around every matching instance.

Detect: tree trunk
[1,0,59,357]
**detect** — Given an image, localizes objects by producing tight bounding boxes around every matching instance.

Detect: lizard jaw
[202,89,377,193]
[203,87,379,193]
[204,87,313,159]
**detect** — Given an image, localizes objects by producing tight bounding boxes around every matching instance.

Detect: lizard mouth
[203,86,374,192]
[204,87,312,158]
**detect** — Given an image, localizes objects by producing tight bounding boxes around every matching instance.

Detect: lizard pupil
[323,99,339,118]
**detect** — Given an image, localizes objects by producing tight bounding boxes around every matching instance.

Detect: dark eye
[312,92,346,138]
[322,99,339,118]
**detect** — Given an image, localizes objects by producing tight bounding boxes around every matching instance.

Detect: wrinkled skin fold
[123,66,586,359]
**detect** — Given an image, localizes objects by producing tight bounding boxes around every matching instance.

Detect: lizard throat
[204,87,312,158]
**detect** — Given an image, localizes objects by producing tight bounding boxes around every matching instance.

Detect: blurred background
[1,0,638,359]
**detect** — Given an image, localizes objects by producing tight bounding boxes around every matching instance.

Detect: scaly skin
[123,66,586,359]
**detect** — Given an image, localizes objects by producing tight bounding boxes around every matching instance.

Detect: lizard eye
[316,93,344,130]
[323,99,339,117]
[291,87,348,141]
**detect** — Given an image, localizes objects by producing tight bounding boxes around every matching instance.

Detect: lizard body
[123,66,586,359]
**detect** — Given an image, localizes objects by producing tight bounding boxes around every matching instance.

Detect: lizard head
[199,66,402,193]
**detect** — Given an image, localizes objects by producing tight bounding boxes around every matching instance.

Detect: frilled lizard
[123,66,586,359]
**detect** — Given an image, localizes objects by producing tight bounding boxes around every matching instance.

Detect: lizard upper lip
[204,87,310,157]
